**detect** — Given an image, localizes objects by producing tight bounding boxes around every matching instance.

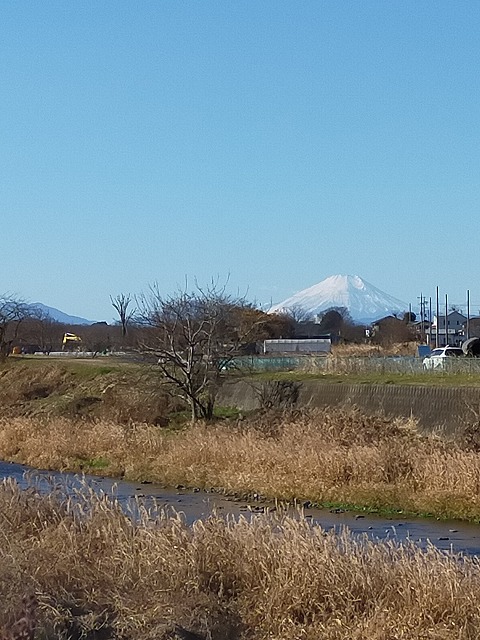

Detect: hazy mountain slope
[269,275,408,323]
[31,302,96,325]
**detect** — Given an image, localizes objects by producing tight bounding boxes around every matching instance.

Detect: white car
[423,346,464,370]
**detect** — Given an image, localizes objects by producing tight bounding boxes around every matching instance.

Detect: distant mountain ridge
[269,275,408,324]
[30,302,96,326]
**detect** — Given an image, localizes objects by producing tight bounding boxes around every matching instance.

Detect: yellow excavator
[62,333,82,350]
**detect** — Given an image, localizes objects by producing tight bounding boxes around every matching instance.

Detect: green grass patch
[86,456,110,470]
[247,370,480,387]
[304,499,435,520]
[71,456,110,471]
[10,356,147,386]
[213,405,242,419]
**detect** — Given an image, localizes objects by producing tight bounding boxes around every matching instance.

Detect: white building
[431,311,467,347]
[263,338,331,354]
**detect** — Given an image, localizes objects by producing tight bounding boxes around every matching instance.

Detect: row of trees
[0,295,134,358]
[1,284,417,421]
[0,291,362,361]
[0,287,293,421]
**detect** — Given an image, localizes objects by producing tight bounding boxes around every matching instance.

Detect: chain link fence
[233,355,480,375]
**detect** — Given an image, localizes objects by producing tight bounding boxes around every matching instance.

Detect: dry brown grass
[0,361,173,425]
[2,477,480,639]
[0,363,69,407]
[2,409,480,520]
[331,342,417,357]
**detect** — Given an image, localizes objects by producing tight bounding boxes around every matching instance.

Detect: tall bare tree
[110,293,135,338]
[138,281,264,422]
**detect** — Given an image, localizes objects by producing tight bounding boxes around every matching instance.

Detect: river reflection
[2,460,480,556]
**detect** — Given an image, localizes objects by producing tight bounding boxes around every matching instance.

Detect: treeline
[0,292,295,357]
[0,286,417,359]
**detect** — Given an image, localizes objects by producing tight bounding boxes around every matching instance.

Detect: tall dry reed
[331,342,417,357]
[2,478,480,639]
[1,408,480,520]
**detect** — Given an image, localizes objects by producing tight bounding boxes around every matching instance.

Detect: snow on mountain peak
[269,275,408,324]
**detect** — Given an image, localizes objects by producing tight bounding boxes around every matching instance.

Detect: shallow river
[2,460,480,556]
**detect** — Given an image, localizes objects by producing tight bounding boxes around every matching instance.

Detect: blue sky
[2,1,480,321]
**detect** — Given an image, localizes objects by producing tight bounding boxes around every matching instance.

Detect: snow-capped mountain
[30,303,96,325]
[269,275,408,324]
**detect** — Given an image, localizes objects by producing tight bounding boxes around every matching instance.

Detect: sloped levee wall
[218,380,480,436]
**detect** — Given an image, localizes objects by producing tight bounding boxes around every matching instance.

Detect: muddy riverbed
[2,460,480,555]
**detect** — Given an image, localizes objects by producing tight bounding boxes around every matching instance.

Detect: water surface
[2,461,480,555]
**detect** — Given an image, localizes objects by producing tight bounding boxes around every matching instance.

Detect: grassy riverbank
[4,360,480,637]
[3,359,480,521]
[2,478,480,640]
[0,359,175,424]
[2,408,480,521]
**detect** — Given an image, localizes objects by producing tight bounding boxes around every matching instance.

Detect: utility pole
[436,286,440,348]
[467,289,470,340]
[417,294,427,342]
[445,293,448,347]
[429,297,432,345]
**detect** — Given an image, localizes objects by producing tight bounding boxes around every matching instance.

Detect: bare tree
[317,306,354,333]
[371,316,415,346]
[81,322,112,358]
[280,304,312,325]
[0,295,32,358]
[138,281,264,422]
[17,309,62,353]
[110,293,136,338]
[263,312,296,338]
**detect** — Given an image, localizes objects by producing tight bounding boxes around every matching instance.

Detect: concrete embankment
[219,380,480,435]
